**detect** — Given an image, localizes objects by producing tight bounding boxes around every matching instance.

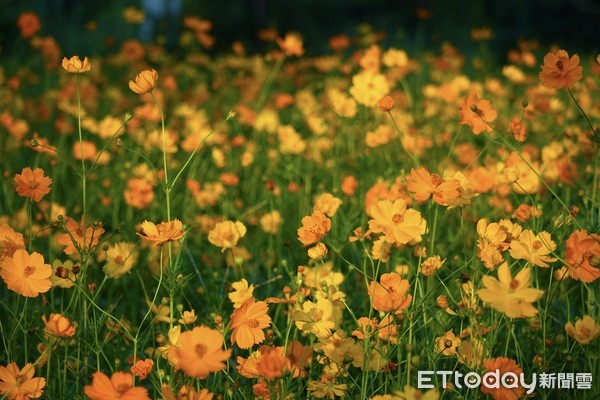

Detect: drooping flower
[137,219,185,247]
[230,299,272,349]
[480,357,525,400]
[61,56,91,73]
[509,230,557,268]
[297,211,331,247]
[564,229,600,283]
[130,359,153,380]
[129,69,158,94]
[477,262,544,318]
[1,249,52,298]
[459,92,497,135]
[0,362,46,400]
[14,167,52,203]
[368,272,412,315]
[84,371,151,400]
[539,49,583,89]
[42,313,76,339]
[565,315,600,345]
[208,220,247,252]
[171,326,231,379]
[367,199,426,246]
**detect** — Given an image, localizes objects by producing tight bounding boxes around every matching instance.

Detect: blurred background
[0,0,599,61]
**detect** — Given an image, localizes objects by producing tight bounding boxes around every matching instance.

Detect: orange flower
[367,199,426,246]
[1,249,52,298]
[539,49,583,89]
[256,346,287,380]
[0,224,25,264]
[14,167,52,203]
[276,33,304,57]
[565,315,600,345]
[171,326,231,379]
[130,359,153,380]
[286,341,312,378]
[0,362,46,399]
[56,217,105,255]
[137,219,185,247]
[297,211,331,247]
[61,56,91,73]
[129,69,158,94]
[230,299,272,349]
[564,229,600,283]
[368,272,412,315]
[208,220,247,252]
[42,313,76,338]
[477,262,544,318]
[480,357,525,400]
[405,167,459,205]
[84,371,150,400]
[377,95,395,111]
[459,92,497,135]
[124,178,154,210]
[435,330,461,356]
[16,12,41,38]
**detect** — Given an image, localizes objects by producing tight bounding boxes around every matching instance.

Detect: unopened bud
[30,139,39,147]
[521,99,529,108]
[124,112,133,123]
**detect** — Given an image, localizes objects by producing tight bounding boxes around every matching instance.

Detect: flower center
[392,214,404,224]
[24,265,36,277]
[16,374,27,385]
[556,60,563,70]
[313,309,323,321]
[431,174,443,186]
[114,255,124,264]
[195,343,207,358]
[246,319,259,328]
[28,180,39,189]
[116,383,130,395]
[580,327,591,337]
[509,279,519,290]
[444,339,454,348]
[532,240,542,250]
[222,231,234,241]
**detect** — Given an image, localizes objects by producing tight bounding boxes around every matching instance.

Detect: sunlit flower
[293,296,338,338]
[313,193,342,217]
[172,326,231,379]
[103,242,138,279]
[50,259,76,288]
[61,56,91,73]
[435,330,461,356]
[308,242,328,260]
[420,255,445,276]
[129,69,158,94]
[130,359,153,380]
[208,220,246,252]
[0,224,25,268]
[297,211,331,247]
[0,362,46,400]
[509,230,557,268]
[42,313,76,339]
[565,315,600,345]
[84,371,150,400]
[368,272,412,315]
[259,211,283,234]
[459,92,497,135]
[56,217,105,256]
[480,357,525,400]
[564,229,600,283]
[178,310,197,325]
[228,278,255,308]
[477,262,544,318]
[230,299,271,349]
[349,71,390,107]
[539,49,583,89]
[14,167,52,203]
[137,219,185,247]
[406,167,459,205]
[368,199,427,246]
[1,249,52,298]
[276,33,304,57]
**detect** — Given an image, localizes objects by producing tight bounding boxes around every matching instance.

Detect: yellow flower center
[392,214,404,224]
[24,265,36,277]
[246,319,259,328]
[195,343,207,357]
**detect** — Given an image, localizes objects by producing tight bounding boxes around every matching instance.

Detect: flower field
[1,10,599,400]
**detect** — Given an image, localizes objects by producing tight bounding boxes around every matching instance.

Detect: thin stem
[386,110,419,167]
[567,88,597,137]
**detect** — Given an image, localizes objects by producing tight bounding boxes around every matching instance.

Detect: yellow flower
[61,56,91,73]
[349,71,390,107]
[565,315,600,345]
[509,230,557,268]
[307,243,328,260]
[435,330,461,356]
[178,310,197,325]
[137,219,185,247]
[477,262,544,318]
[103,242,138,279]
[276,33,304,57]
[228,278,255,309]
[129,69,158,94]
[208,220,247,252]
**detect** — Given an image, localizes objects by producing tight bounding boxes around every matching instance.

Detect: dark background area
[0,0,599,61]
